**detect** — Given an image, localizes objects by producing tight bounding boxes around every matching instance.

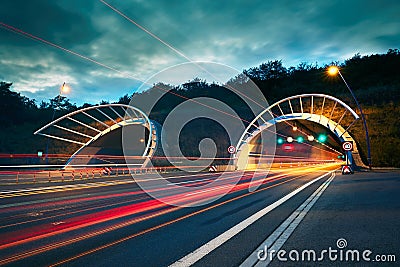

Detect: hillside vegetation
[1,49,399,167]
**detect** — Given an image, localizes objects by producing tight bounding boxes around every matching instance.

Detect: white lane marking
[0,180,134,194]
[184,172,289,196]
[0,172,244,207]
[169,170,335,267]
[241,172,336,267]
[51,221,65,226]
[168,178,213,186]
[185,184,234,196]
[0,171,234,194]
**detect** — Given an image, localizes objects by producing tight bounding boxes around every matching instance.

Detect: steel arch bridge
[34,104,157,168]
[235,94,365,170]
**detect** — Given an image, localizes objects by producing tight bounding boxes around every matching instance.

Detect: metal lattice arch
[236,94,365,170]
[34,104,157,168]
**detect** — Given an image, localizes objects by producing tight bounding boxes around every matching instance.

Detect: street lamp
[55,82,69,106]
[328,66,371,168]
[60,82,70,94]
[45,82,70,164]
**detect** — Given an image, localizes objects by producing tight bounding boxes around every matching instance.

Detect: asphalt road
[266,170,400,267]
[2,165,397,267]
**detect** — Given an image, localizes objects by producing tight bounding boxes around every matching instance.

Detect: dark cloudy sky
[1,0,399,105]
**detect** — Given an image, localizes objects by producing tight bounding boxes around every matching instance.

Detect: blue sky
[1,0,399,105]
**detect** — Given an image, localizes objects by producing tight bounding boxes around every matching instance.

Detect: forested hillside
[1,49,399,166]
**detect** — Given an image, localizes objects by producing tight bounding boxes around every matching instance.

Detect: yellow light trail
[0,164,340,265]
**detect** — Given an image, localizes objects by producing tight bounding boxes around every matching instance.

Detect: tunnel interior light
[277,138,284,144]
[317,134,327,143]
[296,136,304,143]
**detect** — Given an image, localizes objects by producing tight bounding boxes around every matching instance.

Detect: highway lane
[0,164,340,266]
[266,170,400,266]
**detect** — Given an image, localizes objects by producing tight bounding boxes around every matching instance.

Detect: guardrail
[0,165,209,184]
[0,159,342,184]
[0,167,144,184]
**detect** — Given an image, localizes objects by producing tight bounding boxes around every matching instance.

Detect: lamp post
[51,82,69,118]
[45,82,69,164]
[328,66,371,169]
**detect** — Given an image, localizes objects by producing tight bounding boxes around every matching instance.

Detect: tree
[244,60,288,81]
[117,94,131,104]
[258,60,288,80]
[48,95,76,112]
[0,82,38,126]
[80,103,93,108]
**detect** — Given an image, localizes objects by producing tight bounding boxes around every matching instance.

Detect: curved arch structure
[34,104,157,168]
[236,94,365,170]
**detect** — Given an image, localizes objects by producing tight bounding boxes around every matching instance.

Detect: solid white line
[241,172,336,266]
[169,170,335,267]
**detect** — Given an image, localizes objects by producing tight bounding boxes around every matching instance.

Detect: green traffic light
[317,134,327,143]
[277,138,284,144]
[296,136,304,143]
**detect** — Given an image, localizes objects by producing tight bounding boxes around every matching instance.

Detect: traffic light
[317,134,327,143]
[296,136,304,143]
[277,138,284,144]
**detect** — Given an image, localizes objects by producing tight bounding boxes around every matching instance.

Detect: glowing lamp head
[61,83,70,94]
[287,136,294,143]
[328,66,339,76]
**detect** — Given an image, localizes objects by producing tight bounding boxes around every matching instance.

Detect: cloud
[0,0,399,105]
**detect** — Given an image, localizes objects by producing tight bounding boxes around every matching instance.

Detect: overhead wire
[0,19,338,156]
[98,1,340,155]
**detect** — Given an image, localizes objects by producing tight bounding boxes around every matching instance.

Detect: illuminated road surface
[0,163,363,266]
